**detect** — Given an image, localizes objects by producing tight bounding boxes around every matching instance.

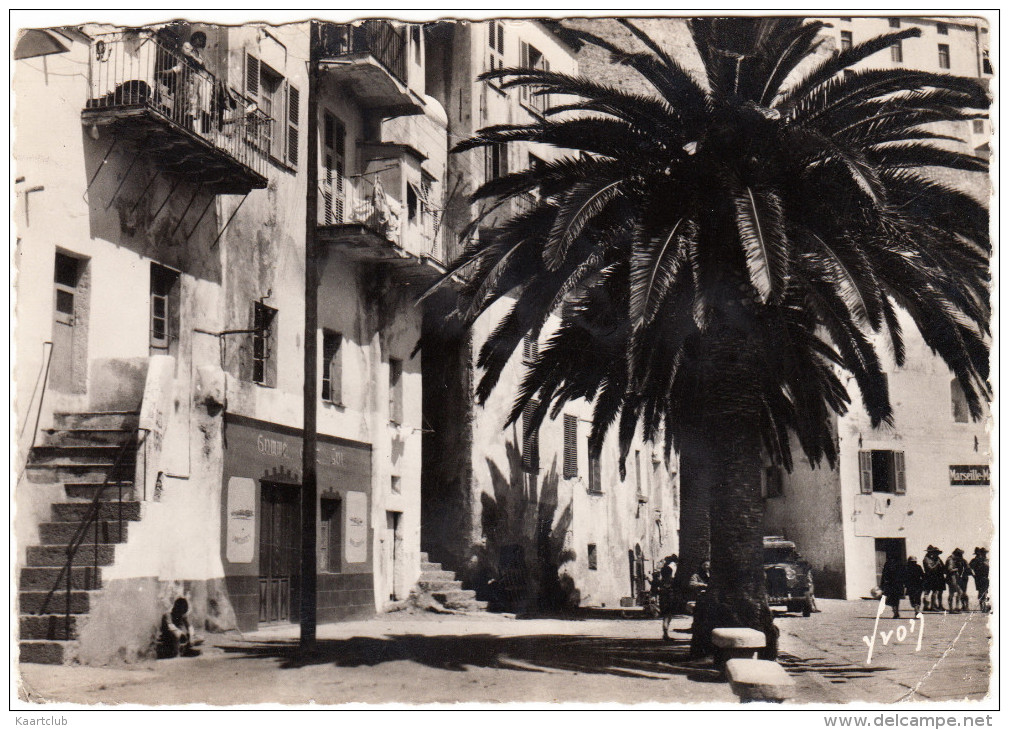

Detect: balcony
[317,155,443,284]
[82,32,269,195]
[318,21,422,117]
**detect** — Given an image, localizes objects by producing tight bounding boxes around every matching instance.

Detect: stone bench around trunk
[712,627,766,665]
[725,658,796,703]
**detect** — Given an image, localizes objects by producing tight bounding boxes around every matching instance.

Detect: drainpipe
[300,20,320,652]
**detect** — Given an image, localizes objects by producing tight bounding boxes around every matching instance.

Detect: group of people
[881,546,990,619]
[649,555,710,640]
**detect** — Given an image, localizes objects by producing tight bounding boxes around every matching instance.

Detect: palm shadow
[219,632,720,683]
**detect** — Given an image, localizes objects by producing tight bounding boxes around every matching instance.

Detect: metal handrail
[17,341,54,473]
[37,429,145,637]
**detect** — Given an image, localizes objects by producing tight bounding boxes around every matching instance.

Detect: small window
[891,42,903,63]
[587,543,598,571]
[973,119,985,134]
[889,18,901,28]
[563,414,578,478]
[858,450,906,494]
[391,475,401,494]
[840,31,853,51]
[936,22,948,35]
[634,449,643,499]
[485,143,507,181]
[763,465,784,498]
[389,358,403,424]
[982,50,992,74]
[321,330,342,404]
[522,334,538,364]
[938,44,950,70]
[252,302,278,386]
[407,183,419,221]
[320,497,342,572]
[951,378,969,423]
[150,263,180,354]
[588,440,602,494]
[522,399,540,473]
[53,252,80,325]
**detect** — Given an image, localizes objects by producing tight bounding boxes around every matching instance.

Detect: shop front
[221,413,374,631]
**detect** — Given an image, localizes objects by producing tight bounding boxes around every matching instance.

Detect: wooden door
[51,253,81,392]
[259,483,301,624]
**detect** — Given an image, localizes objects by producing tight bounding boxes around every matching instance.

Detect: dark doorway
[259,482,301,624]
[874,537,906,589]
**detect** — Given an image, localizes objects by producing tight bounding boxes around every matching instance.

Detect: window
[150,263,180,355]
[951,378,969,423]
[522,333,538,364]
[839,16,852,22]
[588,441,602,494]
[245,51,299,166]
[982,50,992,75]
[938,44,950,69]
[840,31,853,51]
[937,22,948,35]
[520,42,550,113]
[391,475,401,494]
[973,119,985,134]
[889,18,901,28]
[522,399,540,473]
[563,414,578,478]
[321,330,342,404]
[634,449,644,500]
[485,143,507,181]
[389,358,403,424]
[891,42,903,63]
[411,25,422,66]
[858,450,906,494]
[252,301,277,386]
[322,112,346,224]
[487,20,505,72]
[320,497,342,572]
[587,543,598,571]
[762,465,784,498]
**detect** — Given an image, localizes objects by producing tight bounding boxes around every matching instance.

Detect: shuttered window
[522,399,540,473]
[563,414,578,478]
[389,358,404,425]
[588,439,602,494]
[859,450,906,494]
[321,330,342,404]
[287,85,300,166]
[587,543,598,570]
[522,334,538,364]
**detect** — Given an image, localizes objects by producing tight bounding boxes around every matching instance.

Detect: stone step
[419,552,429,563]
[432,589,478,609]
[24,465,135,485]
[26,544,116,568]
[20,566,103,592]
[40,428,139,447]
[417,579,463,592]
[20,614,82,641]
[39,520,130,545]
[19,640,71,665]
[18,590,95,614]
[30,444,135,465]
[53,411,139,430]
[419,569,455,582]
[63,482,136,501]
[420,561,443,572]
[455,600,488,611]
[52,501,142,522]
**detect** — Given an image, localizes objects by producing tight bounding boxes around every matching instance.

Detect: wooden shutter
[563,414,577,478]
[522,399,540,472]
[858,451,873,494]
[245,52,260,98]
[894,451,906,494]
[523,335,538,363]
[287,84,300,166]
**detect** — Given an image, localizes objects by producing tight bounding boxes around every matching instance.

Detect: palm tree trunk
[672,430,712,613]
[690,422,777,659]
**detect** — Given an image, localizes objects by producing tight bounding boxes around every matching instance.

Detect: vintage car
[763,536,816,617]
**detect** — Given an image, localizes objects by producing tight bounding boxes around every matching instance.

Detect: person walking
[903,556,925,614]
[656,557,677,641]
[881,555,904,619]
[922,546,946,611]
[970,547,990,613]
[945,548,970,613]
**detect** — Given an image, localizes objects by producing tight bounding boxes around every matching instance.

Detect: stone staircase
[412,553,487,612]
[18,411,143,664]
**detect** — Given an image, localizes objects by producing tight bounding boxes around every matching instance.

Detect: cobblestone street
[17,599,993,706]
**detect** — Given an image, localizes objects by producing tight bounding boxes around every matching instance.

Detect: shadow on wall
[465,441,579,613]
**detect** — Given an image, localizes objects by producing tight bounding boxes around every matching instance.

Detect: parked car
[763,536,816,617]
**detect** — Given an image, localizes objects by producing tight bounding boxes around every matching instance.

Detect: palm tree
[434,18,990,657]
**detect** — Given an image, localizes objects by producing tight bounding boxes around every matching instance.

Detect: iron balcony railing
[319,170,441,264]
[86,32,271,180]
[319,20,408,85]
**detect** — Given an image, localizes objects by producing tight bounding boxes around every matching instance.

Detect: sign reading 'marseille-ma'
[949,465,990,486]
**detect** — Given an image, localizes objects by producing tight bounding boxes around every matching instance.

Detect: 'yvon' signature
[862,597,924,665]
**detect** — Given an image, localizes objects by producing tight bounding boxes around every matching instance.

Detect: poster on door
[226,477,256,564]
[345,490,368,563]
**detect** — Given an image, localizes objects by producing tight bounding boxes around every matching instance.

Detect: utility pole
[300,19,320,652]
